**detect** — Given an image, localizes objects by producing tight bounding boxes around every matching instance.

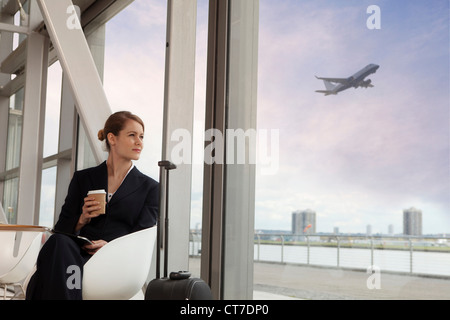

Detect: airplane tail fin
[315,76,337,95]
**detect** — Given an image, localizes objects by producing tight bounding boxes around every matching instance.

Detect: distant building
[292,209,316,234]
[333,227,339,234]
[366,224,372,236]
[388,224,394,235]
[403,207,422,235]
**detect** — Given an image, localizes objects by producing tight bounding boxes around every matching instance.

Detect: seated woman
[26,111,158,300]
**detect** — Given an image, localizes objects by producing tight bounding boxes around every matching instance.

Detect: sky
[253,0,449,234]
[40,0,449,234]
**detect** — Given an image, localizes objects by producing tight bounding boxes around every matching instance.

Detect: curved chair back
[82,226,157,300]
[0,232,42,289]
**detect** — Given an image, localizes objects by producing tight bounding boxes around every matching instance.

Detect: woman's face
[108,119,144,161]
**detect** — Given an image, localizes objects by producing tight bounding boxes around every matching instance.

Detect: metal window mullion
[201,0,259,300]
[53,73,77,224]
[201,0,229,300]
[16,32,49,225]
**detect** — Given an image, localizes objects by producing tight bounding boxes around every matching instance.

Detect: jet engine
[360,79,372,88]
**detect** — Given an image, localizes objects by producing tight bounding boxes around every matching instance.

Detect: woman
[26,111,158,300]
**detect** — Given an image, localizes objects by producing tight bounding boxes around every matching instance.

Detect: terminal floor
[2,259,448,300]
[190,258,450,300]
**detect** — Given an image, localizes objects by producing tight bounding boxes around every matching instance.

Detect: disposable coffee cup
[87,189,106,215]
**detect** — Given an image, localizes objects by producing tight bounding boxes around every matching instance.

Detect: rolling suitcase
[145,161,213,300]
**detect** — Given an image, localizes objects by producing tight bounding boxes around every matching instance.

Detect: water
[254,244,450,277]
[189,236,450,277]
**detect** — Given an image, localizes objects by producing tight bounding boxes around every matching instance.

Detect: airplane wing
[315,76,348,84]
[315,90,336,96]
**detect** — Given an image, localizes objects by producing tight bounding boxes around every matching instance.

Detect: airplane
[315,64,380,96]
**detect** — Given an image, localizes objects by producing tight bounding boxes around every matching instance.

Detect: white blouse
[107,163,134,202]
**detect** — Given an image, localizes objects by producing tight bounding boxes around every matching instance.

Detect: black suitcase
[145,161,213,300]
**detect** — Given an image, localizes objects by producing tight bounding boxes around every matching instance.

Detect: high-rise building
[388,224,394,235]
[403,207,422,235]
[292,209,316,234]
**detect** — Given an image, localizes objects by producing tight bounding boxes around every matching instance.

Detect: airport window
[6,88,23,171]
[101,0,449,299]
[0,0,447,301]
[1,87,24,224]
[103,1,166,179]
[76,117,98,171]
[2,177,19,224]
[251,0,449,299]
[39,166,57,228]
[43,61,62,158]
[32,61,62,228]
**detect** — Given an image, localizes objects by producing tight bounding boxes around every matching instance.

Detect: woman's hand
[75,196,104,232]
[82,240,107,255]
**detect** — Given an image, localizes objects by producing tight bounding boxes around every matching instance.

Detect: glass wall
[103,0,167,180]
[38,61,63,227]
[252,0,450,299]
[43,62,62,158]
[6,88,23,170]
[39,166,56,228]
[2,87,24,223]
[190,0,208,234]
[76,124,97,171]
[101,0,449,299]
[0,2,29,224]
[2,177,19,224]
[4,0,445,300]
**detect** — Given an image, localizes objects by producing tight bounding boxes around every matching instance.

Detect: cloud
[255,0,449,234]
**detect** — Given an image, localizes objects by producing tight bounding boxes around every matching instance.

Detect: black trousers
[26,234,91,300]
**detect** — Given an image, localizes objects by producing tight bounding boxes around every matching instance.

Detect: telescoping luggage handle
[156,160,176,279]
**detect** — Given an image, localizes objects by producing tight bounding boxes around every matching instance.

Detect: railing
[189,232,450,277]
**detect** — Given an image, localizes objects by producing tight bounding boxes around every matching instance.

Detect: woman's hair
[98,111,144,151]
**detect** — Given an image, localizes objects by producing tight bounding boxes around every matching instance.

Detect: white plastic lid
[87,189,106,195]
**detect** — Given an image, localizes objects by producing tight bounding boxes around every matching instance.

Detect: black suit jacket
[54,161,159,242]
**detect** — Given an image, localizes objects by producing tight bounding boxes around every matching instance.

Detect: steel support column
[36,0,111,164]
[16,1,49,225]
[201,0,259,300]
[201,0,229,300]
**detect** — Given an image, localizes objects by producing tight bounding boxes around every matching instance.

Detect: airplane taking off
[315,64,379,96]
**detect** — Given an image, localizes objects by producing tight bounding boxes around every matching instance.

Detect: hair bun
[98,129,105,141]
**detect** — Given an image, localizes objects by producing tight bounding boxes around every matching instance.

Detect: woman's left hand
[82,240,107,255]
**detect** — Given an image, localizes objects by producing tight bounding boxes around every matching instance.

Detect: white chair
[82,226,157,300]
[0,231,43,299]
